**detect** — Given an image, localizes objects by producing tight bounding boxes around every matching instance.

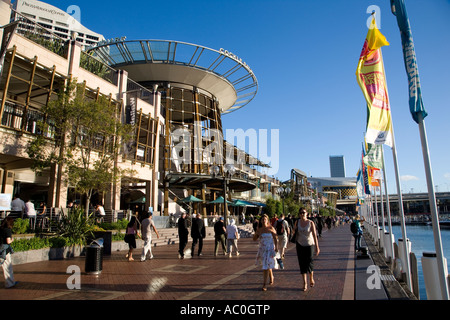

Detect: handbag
[290,229,298,244]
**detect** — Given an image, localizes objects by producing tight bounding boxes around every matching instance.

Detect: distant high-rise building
[11,0,104,48]
[329,155,346,177]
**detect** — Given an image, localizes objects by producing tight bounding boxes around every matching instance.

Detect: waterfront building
[0,0,280,220]
[308,176,358,215]
[11,0,104,49]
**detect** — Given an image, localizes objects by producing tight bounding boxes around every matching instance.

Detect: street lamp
[277,185,291,216]
[210,163,235,225]
[223,164,235,225]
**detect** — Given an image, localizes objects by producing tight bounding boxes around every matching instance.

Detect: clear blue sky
[40,0,450,194]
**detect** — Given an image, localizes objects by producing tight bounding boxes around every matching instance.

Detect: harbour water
[390,224,450,300]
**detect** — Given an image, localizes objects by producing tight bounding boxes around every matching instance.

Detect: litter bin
[85,238,104,274]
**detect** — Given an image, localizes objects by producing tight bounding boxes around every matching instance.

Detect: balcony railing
[0,100,55,138]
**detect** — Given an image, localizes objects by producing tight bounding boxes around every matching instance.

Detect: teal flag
[391,0,428,123]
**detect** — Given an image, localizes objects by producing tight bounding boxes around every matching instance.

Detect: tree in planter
[53,206,95,247]
[27,79,136,214]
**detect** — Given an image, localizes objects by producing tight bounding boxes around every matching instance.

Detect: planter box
[10,239,144,265]
[11,245,84,265]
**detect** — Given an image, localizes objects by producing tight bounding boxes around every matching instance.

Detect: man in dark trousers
[214,217,227,256]
[178,212,189,259]
[191,213,206,257]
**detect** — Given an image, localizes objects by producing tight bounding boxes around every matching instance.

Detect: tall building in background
[329,155,346,178]
[12,0,104,48]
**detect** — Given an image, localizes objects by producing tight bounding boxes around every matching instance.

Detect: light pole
[277,185,291,216]
[210,163,235,226]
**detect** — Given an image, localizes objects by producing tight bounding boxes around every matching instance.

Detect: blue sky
[40,0,450,194]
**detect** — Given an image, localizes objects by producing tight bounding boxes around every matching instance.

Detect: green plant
[53,207,95,246]
[11,236,69,252]
[12,218,30,234]
[98,218,129,231]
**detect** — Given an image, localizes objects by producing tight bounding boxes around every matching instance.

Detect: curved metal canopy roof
[86,39,258,114]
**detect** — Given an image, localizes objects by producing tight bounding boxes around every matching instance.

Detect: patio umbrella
[179,195,204,215]
[179,195,204,203]
[208,196,232,204]
[231,199,256,207]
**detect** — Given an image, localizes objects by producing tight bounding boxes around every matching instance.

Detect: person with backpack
[351,214,365,251]
[274,214,290,259]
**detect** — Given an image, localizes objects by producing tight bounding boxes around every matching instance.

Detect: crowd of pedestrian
[1,195,352,291]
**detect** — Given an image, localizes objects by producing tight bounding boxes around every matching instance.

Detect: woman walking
[124,216,139,261]
[1,217,17,288]
[253,214,278,291]
[294,208,320,291]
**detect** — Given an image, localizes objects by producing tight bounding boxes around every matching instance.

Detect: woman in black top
[1,217,17,288]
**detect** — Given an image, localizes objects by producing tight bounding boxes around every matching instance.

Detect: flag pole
[391,0,449,300]
[374,184,380,246]
[381,147,394,262]
[418,113,449,299]
[389,125,412,291]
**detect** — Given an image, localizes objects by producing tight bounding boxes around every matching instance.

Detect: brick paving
[0,223,355,303]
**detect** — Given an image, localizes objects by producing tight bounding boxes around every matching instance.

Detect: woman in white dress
[253,214,278,291]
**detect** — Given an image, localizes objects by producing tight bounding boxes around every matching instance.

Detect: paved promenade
[1,223,418,317]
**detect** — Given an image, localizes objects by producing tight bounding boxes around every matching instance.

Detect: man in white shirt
[95,204,106,222]
[140,210,160,261]
[24,199,37,230]
[24,200,36,218]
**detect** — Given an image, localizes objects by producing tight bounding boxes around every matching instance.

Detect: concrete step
[147,224,254,247]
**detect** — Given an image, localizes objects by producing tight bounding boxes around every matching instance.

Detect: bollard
[422,252,448,300]
[383,232,395,261]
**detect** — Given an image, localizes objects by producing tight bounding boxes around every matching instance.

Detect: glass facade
[163,85,224,175]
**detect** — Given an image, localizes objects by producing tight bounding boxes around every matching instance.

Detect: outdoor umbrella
[179,195,204,203]
[231,199,256,207]
[208,196,232,204]
[179,195,204,214]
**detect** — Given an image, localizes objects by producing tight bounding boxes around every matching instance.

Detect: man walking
[274,214,290,259]
[214,217,227,256]
[140,210,159,261]
[178,212,189,259]
[191,213,205,257]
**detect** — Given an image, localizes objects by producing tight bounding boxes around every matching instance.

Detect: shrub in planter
[53,207,95,246]
[12,218,30,234]
[11,236,68,252]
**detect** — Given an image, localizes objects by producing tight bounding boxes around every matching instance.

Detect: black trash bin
[85,238,104,274]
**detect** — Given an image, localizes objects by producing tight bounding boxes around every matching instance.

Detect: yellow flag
[356,18,393,148]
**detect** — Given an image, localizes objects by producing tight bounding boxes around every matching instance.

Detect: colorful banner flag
[356,17,393,148]
[391,0,427,124]
[356,169,365,201]
[361,146,371,195]
[368,166,381,187]
[363,142,383,169]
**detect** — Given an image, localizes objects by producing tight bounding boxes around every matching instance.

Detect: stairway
[150,223,255,248]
